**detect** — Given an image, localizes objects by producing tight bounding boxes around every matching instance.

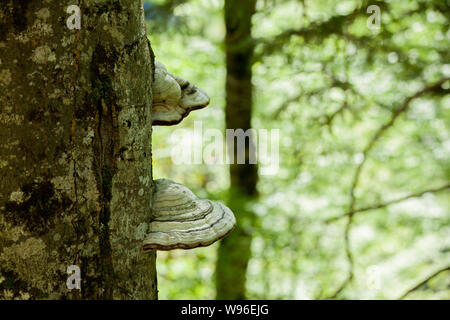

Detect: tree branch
[272,87,326,119]
[399,266,450,299]
[326,183,450,223]
[272,70,355,120]
[327,77,449,298]
[256,1,388,53]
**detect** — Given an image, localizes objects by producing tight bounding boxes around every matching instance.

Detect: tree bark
[216,0,257,300]
[0,0,157,299]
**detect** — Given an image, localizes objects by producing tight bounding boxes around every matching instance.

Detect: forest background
[146,0,449,300]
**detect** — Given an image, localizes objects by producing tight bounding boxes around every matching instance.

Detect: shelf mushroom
[142,179,236,251]
[152,60,210,126]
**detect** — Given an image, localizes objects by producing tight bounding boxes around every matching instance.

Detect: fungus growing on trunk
[142,179,236,251]
[151,61,209,126]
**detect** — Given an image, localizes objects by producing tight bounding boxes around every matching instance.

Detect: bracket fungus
[142,179,236,251]
[152,60,210,126]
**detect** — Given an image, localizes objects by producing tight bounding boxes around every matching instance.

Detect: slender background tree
[216,0,258,300]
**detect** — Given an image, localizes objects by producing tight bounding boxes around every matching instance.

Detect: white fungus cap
[152,61,210,126]
[142,179,236,251]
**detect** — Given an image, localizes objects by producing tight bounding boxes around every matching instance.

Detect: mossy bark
[0,0,157,299]
[216,0,258,300]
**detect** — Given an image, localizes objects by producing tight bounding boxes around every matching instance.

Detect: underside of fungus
[142,179,236,251]
[152,61,210,126]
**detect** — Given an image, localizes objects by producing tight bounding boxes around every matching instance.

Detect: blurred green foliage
[145,0,450,299]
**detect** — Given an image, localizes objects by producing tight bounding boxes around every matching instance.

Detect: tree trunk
[216,0,257,300]
[0,0,157,299]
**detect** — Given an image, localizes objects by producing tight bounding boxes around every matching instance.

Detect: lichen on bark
[0,0,157,299]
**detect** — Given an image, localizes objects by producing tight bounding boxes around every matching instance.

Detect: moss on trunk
[0,0,157,299]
